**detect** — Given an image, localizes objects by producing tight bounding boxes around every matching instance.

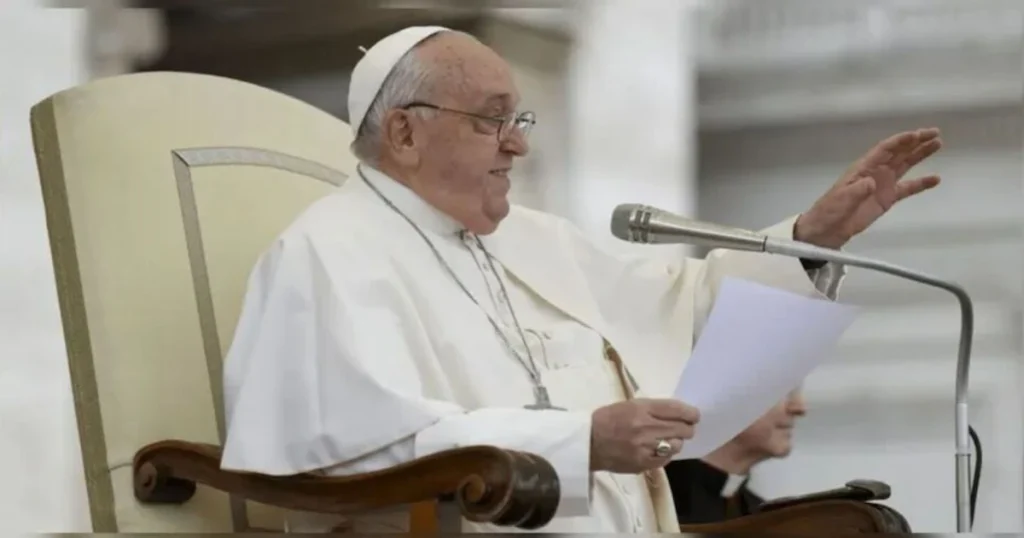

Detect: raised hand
[795,127,943,249]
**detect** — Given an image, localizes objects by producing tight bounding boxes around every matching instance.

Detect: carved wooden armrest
[758,479,891,512]
[132,440,560,530]
[678,480,910,535]
[679,499,910,534]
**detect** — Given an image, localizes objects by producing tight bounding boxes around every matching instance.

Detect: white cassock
[220,164,845,533]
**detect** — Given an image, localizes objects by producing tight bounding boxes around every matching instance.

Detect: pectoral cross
[525,385,566,411]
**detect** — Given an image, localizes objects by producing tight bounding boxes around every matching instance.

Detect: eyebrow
[482,93,514,111]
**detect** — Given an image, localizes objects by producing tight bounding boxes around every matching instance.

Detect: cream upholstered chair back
[30,71,358,532]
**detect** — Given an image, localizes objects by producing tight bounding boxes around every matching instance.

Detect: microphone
[611,203,767,251]
[611,203,977,532]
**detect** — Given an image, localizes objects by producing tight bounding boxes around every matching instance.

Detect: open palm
[796,128,943,249]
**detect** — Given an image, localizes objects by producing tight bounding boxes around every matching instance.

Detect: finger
[650,419,697,441]
[648,438,684,463]
[862,127,938,168]
[914,127,941,142]
[893,138,942,177]
[831,176,876,216]
[894,175,941,202]
[647,399,700,424]
[859,131,918,169]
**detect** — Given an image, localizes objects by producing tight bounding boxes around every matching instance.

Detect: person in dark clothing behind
[667,389,808,524]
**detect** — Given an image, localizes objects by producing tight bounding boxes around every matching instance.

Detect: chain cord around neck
[357,167,546,393]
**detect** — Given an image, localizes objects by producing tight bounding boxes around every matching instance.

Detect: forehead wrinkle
[415,35,475,100]
[417,32,514,108]
[414,59,468,109]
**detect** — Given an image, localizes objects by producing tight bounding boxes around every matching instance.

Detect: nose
[500,127,530,157]
[786,391,807,417]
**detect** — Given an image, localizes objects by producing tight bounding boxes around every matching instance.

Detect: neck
[374,160,415,189]
[701,444,763,476]
[367,160,496,235]
[368,161,450,222]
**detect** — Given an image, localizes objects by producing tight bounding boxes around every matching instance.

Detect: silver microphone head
[610,203,767,251]
[610,203,650,242]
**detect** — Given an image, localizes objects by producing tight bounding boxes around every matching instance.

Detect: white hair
[350,36,443,164]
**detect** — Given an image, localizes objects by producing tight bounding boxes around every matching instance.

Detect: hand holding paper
[674,277,859,459]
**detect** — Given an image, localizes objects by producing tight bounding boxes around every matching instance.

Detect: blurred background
[1,0,1022,532]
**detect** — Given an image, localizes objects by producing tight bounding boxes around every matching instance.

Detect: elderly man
[668,389,808,524]
[219,26,942,533]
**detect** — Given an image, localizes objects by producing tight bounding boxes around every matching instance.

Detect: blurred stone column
[561,0,700,257]
[0,1,92,532]
[85,0,165,78]
[0,0,161,531]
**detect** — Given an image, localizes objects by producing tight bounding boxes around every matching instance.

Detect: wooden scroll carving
[133,440,560,530]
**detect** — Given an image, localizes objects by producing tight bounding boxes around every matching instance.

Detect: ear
[382,109,420,167]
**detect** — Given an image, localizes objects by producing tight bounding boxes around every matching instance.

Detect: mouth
[489,168,511,179]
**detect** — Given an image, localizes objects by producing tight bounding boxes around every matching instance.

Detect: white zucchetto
[347,25,450,137]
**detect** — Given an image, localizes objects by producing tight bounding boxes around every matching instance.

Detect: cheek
[737,422,772,446]
[429,154,478,194]
[453,157,504,196]
[425,136,504,200]
[770,431,793,454]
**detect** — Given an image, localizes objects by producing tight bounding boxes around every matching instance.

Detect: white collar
[721,473,749,497]
[357,164,464,237]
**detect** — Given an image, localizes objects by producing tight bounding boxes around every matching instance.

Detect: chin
[767,437,793,458]
[484,199,510,223]
[472,221,500,236]
[471,213,506,236]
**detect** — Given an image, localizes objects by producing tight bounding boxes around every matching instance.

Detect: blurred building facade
[1,0,1021,532]
[694,3,1023,532]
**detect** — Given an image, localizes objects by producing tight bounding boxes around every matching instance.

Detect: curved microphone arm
[765,237,975,532]
[610,203,977,531]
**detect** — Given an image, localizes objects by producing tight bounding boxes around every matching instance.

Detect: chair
[30,71,910,534]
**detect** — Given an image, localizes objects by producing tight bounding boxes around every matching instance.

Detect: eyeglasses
[401,101,536,142]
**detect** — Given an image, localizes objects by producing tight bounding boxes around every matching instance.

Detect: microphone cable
[969,425,982,526]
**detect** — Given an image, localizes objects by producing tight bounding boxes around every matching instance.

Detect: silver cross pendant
[525,385,566,411]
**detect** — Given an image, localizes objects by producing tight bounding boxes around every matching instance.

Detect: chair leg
[409,500,440,534]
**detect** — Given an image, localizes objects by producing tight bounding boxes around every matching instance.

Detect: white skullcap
[348,25,450,137]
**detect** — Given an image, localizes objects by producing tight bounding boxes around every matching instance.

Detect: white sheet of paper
[674,276,859,459]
